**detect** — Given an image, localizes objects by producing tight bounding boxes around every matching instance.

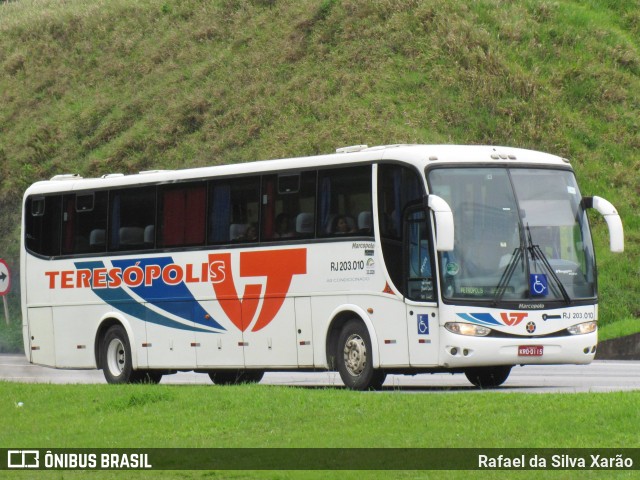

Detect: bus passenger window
[275,213,295,238]
[262,172,316,241]
[317,165,372,238]
[208,177,260,244]
[331,215,356,234]
[25,195,62,257]
[109,187,156,251]
[158,183,206,248]
[61,192,108,255]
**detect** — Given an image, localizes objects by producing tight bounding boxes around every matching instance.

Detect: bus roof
[24,144,571,196]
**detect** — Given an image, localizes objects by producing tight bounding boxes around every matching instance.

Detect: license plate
[518,345,544,356]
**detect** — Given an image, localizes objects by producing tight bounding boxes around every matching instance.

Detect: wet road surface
[2,354,639,393]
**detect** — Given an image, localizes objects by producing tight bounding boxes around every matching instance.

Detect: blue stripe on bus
[456,313,502,326]
[75,260,224,333]
[111,257,225,331]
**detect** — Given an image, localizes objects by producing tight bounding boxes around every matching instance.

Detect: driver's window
[406,209,435,301]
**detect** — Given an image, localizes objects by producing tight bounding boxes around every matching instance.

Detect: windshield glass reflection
[428,168,596,304]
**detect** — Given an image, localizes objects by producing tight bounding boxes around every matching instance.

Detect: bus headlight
[567,321,597,335]
[445,322,491,337]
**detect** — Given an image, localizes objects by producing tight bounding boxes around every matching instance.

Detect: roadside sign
[0,259,10,296]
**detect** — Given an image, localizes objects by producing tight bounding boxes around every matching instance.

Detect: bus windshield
[428,167,596,305]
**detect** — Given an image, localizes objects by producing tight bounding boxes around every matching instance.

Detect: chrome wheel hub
[106,338,125,376]
[343,334,367,376]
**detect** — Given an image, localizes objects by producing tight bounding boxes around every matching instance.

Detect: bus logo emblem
[500,312,528,326]
[209,249,307,332]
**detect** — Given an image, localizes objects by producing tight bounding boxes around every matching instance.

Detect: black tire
[208,370,264,385]
[101,324,134,384]
[336,319,386,391]
[464,366,512,388]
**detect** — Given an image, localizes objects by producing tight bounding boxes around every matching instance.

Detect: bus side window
[406,209,435,301]
[377,164,424,294]
[317,165,372,237]
[62,192,108,255]
[158,183,206,248]
[25,195,62,257]
[262,172,316,241]
[209,177,260,244]
[109,187,156,251]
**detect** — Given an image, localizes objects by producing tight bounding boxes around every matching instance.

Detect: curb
[595,333,640,361]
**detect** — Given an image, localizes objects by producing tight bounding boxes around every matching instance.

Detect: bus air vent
[139,170,172,174]
[50,174,82,181]
[335,145,368,154]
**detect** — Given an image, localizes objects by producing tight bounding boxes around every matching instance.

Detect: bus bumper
[440,330,598,368]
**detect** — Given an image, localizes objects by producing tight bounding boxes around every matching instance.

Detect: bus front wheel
[464,366,512,388]
[336,319,386,391]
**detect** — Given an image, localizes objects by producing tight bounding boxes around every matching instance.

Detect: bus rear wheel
[336,319,386,391]
[464,366,512,388]
[101,325,162,384]
[101,325,134,384]
[208,370,264,385]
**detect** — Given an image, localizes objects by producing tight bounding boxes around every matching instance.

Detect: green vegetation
[6,382,639,447]
[1,382,639,478]
[599,317,640,342]
[1,0,639,349]
[0,315,22,353]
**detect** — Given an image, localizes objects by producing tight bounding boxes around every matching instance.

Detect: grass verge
[1,382,639,478]
[599,318,640,342]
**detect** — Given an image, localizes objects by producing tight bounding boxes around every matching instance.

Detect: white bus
[21,145,623,389]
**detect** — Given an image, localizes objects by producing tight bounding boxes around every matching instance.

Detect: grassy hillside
[1,0,639,348]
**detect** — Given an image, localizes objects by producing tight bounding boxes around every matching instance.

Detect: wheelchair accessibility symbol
[529,274,548,297]
[417,314,429,335]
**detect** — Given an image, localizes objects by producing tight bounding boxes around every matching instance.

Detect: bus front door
[406,303,439,366]
[404,208,439,366]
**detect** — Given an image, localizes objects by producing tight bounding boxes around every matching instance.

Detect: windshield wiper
[526,225,571,305]
[492,246,523,306]
[493,222,526,306]
[493,224,572,305]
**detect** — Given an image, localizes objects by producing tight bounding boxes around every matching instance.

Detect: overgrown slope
[1,0,638,342]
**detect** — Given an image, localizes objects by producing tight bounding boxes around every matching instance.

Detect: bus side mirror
[427,194,454,252]
[584,196,624,253]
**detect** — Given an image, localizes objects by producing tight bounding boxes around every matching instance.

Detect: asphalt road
[1,354,639,393]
